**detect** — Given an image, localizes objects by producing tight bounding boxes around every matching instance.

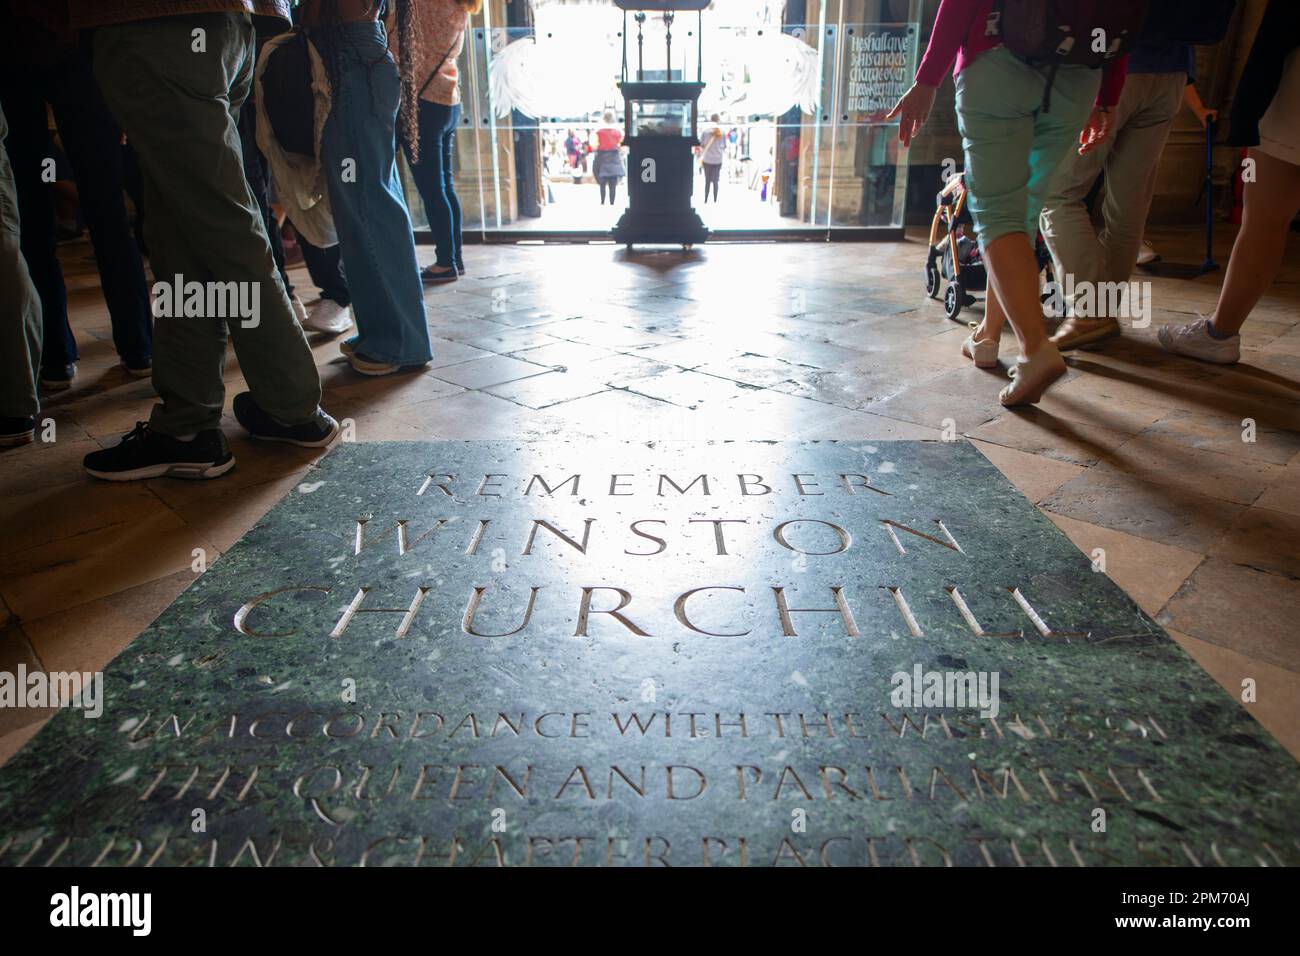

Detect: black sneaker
[0,417,35,448]
[40,363,77,391]
[84,422,235,481]
[232,392,339,447]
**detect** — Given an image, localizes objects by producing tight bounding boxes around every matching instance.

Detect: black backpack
[997,0,1151,67]
[260,30,317,160]
[995,0,1151,109]
[1139,0,1237,46]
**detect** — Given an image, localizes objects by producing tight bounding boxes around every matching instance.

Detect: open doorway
[405,0,920,240]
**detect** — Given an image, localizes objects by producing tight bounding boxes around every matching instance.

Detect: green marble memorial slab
[1,441,1297,867]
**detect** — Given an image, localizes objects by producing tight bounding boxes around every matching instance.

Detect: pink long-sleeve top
[914,0,1128,108]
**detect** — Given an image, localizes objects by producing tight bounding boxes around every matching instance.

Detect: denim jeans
[315,21,431,365]
[405,100,463,270]
[0,51,153,370]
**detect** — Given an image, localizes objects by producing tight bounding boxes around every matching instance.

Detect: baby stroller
[924,172,1055,321]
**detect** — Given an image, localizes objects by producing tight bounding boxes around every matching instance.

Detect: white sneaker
[1136,240,1160,266]
[304,299,353,336]
[1157,316,1240,365]
[291,294,309,324]
[961,322,999,368]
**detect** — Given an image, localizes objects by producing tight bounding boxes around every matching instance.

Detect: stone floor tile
[969,439,1084,503]
[429,354,552,390]
[1166,628,1300,761]
[1042,512,1204,617]
[1040,468,1244,552]
[1158,558,1300,673]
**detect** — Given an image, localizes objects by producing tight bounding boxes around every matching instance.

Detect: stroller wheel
[925,258,941,299]
[944,282,964,321]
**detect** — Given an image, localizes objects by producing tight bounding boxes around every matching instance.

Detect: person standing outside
[592,108,625,206]
[69,0,338,480]
[699,114,726,204]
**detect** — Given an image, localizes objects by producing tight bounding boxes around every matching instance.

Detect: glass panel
[826,21,920,230]
[427,2,919,238]
[631,100,693,138]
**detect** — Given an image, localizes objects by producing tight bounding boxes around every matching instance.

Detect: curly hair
[394,0,426,163]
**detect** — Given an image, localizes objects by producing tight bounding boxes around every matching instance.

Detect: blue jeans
[315,21,431,365]
[405,100,463,270]
[0,54,153,369]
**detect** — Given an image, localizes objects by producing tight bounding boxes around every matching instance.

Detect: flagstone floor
[2,223,1297,763]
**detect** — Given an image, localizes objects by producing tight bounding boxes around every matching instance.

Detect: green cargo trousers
[0,103,43,420]
[92,12,324,436]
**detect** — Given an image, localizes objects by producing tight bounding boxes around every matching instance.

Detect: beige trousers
[1040,72,1186,317]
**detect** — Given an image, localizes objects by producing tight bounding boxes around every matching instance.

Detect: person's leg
[405,99,455,270]
[997,62,1102,390]
[1094,74,1183,286]
[318,22,432,367]
[953,48,1039,359]
[956,47,1097,403]
[296,228,350,305]
[1208,149,1300,334]
[0,69,77,376]
[970,283,1008,346]
[1161,147,1300,364]
[93,13,327,437]
[442,106,464,272]
[46,51,153,371]
[1038,109,1111,322]
[237,93,295,303]
[0,104,43,438]
[122,141,146,254]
